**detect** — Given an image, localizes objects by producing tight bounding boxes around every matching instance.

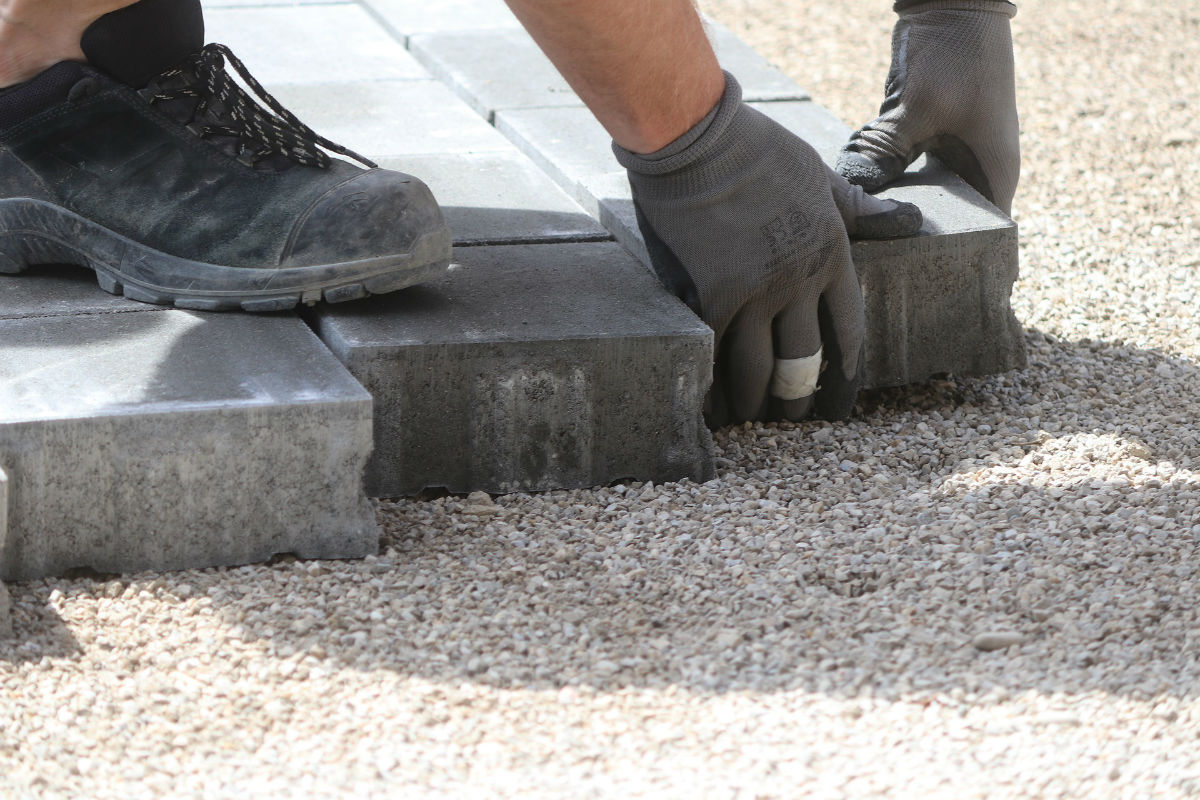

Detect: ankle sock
[81,0,204,86]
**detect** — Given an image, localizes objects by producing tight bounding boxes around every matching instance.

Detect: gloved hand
[836,0,1020,214]
[614,73,921,426]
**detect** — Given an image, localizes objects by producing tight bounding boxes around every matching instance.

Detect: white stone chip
[972,631,1025,652]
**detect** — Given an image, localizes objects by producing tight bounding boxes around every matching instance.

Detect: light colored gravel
[4,0,1200,797]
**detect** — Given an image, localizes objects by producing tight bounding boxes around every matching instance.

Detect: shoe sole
[0,198,452,312]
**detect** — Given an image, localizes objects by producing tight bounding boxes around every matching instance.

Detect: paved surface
[0,0,1019,587]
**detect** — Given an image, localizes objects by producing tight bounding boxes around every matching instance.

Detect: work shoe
[0,0,451,311]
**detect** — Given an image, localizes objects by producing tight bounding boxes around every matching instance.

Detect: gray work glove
[836,0,1020,214]
[614,74,921,426]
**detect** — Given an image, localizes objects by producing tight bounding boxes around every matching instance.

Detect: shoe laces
[138,43,377,171]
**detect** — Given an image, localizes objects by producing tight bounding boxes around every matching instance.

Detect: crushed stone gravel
[4,0,1200,797]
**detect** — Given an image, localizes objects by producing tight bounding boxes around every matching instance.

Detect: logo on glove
[761,204,818,265]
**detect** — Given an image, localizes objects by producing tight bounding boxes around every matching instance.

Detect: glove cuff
[612,71,743,177]
[894,0,1016,17]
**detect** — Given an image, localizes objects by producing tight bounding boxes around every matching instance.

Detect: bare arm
[502,0,725,154]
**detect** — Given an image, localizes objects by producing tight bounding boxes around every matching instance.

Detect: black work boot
[0,0,451,311]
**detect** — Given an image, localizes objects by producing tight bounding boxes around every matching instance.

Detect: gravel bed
[4,1,1200,796]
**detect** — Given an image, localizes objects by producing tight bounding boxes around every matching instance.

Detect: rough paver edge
[0,466,10,639]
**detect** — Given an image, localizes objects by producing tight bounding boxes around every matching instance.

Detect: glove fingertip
[813,295,863,422]
[854,200,923,240]
[778,395,815,423]
[814,373,860,421]
[835,149,906,195]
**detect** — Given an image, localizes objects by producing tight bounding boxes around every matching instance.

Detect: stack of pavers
[0,0,1023,622]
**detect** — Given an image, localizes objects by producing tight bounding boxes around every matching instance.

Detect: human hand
[836,0,1020,214]
[615,74,920,426]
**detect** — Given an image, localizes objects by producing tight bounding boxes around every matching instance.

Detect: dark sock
[81,0,204,87]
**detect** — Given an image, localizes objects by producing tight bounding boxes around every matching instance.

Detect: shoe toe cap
[283,167,448,267]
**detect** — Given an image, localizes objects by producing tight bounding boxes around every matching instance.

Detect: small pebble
[972,632,1026,652]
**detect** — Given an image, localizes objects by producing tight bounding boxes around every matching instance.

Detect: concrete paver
[268,79,514,158]
[704,19,814,102]
[0,264,158,320]
[408,21,809,124]
[376,153,609,245]
[0,467,9,638]
[312,242,715,496]
[360,0,522,41]
[204,3,426,84]
[0,289,378,581]
[408,29,581,121]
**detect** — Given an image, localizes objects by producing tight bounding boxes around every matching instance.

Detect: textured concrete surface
[0,309,378,581]
[408,21,808,123]
[362,0,523,40]
[496,102,1026,388]
[204,3,427,84]
[0,264,154,319]
[408,29,582,121]
[312,242,715,496]
[704,20,814,102]
[375,153,609,245]
[267,80,514,159]
[0,467,9,638]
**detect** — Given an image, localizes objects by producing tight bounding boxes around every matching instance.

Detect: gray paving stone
[495,102,1026,389]
[704,19,812,102]
[409,27,810,124]
[376,153,609,245]
[494,105,622,211]
[0,311,378,581]
[0,266,158,320]
[312,242,715,496]
[268,80,514,158]
[360,0,522,40]
[750,101,1026,386]
[407,29,580,122]
[0,468,9,639]
[203,4,426,85]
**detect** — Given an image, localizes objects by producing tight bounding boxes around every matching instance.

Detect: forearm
[502,0,725,153]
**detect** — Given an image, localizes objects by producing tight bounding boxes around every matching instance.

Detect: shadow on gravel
[117,325,1196,701]
[0,584,81,665]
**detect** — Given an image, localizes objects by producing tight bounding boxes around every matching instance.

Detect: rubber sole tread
[0,199,452,312]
